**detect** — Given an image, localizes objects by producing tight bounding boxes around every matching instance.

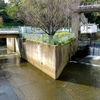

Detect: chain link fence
[21,32,75,45]
[0,26,75,45]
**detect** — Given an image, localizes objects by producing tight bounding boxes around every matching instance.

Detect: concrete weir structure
[7,38,78,79]
[6,1,80,79]
[6,0,81,79]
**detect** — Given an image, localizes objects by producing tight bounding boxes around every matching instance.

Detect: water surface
[0,46,100,100]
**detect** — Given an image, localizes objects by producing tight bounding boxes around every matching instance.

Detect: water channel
[0,45,100,100]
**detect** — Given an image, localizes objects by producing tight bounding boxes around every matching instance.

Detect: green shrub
[0,16,3,28]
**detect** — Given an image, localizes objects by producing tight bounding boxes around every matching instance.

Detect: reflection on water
[0,46,100,100]
[59,63,100,88]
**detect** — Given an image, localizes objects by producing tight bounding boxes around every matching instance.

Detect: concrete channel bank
[7,38,78,79]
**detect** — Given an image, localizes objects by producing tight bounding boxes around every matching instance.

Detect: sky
[4,0,9,3]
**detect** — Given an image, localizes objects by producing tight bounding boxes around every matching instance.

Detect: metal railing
[78,1,100,8]
[21,33,74,45]
[0,27,19,34]
[0,26,74,45]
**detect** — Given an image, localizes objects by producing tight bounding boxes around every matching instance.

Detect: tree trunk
[49,35,53,43]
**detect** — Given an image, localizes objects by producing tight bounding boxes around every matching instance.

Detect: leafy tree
[0,3,10,22]
[0,3,7,9]
[5,0,21,23]
[85,12,100,27]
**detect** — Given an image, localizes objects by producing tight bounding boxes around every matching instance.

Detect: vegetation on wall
[26,32,75,45]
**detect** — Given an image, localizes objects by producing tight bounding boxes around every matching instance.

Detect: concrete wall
[56,40,77,78]
[24,41,56,78]
[7,38,77,79]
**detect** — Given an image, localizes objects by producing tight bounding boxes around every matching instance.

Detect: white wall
[80,24,97,34]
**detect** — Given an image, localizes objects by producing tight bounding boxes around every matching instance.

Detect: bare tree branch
[18,0,80,40]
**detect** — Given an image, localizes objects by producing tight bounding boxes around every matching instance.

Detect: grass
[55,31,70,37]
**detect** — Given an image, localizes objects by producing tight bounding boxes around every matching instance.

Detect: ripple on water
[0,47,100,100]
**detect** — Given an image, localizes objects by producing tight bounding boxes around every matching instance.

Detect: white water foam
[0,52,18,57]
[85,55,100,60]
[0,48,7,51]
[70,60,100,67]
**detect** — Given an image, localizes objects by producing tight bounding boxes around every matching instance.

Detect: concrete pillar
[15,38,21,55]
[71,0,81,49]
[7,38,24,56]
[71,13,80,39]
[7,38,15,52]
[71,13,80,50]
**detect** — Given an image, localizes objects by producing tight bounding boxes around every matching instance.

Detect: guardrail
[0,27,74,45]
[0,27,18,31]
[21,33,74,45]
[78,1,100,8]
[0,27,19,34]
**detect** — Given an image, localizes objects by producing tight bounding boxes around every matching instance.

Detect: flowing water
[0,46,100,100]
[89,42,100,56]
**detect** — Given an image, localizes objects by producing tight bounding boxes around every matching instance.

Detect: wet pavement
[0,46,100,100]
